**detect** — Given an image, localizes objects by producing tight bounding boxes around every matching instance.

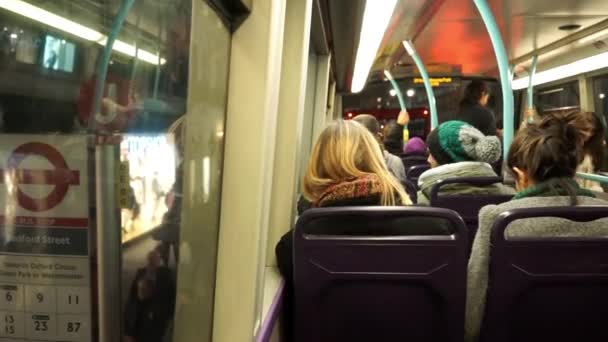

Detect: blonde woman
[277,120,411,280]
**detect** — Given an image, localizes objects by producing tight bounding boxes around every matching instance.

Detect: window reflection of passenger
[152,116,184,266]
[77,62,138,132]
[45,50,57,69]
[151,172,165,221]
[123,249,175,342]
[164,1,191,99]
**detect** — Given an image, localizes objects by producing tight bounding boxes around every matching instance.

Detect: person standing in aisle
[458,80,497,136]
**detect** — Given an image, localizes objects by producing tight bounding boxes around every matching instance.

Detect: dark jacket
[276,174,449,281]
[384,123,405,156]
[124,266,176,342]
[152,163,183,243]
[458,104,497,136]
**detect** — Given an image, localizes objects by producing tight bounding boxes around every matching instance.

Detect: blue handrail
[403,40,438,129]
[527,55,538,108]
[90,0,135,132]
[576,172,608,184]
[473,0,514,161]
[384,70,406,111]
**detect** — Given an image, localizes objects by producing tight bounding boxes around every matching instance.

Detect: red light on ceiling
[347,112,353,118]
[423,110,429,115]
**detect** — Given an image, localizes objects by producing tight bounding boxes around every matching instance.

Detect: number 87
[67,322,81,332]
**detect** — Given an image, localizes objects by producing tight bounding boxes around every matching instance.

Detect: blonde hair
[303,120,411,206]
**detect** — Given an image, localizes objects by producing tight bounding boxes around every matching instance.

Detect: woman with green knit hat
[417,120,514,205]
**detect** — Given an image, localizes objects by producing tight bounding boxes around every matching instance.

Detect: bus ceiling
[324,0,608,93]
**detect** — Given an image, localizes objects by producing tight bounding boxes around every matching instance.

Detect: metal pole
[96,142,121,342]
[90,0,135,132]
[576,172,608,184]
[527,55,538,108]
[473,0,514,161]
[384,70,407,111]
[402,40,438,128]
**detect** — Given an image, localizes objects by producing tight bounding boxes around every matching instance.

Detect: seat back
[402,179,417,204]
[293,207,467,342]
[401,154,429,172]
[430,176,512,250]
[407,164,430,187]
[480,206,608,342]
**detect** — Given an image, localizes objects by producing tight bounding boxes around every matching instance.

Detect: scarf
[314,174,384,207]
[513,178,596,200]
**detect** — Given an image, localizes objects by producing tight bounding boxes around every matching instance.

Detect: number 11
[68,295,79,305]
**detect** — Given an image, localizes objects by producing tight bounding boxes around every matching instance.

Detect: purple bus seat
[407,164,430,187]
[401,180,417,204]
[401,154,429,173]
[480,206,608,342]
[293,207,467,342]
[430,176,513,251]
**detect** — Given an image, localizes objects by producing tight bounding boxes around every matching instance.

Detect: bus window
[0,1,230,341]
[534,81,580,115]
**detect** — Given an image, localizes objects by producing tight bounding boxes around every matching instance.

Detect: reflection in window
[534,81,580,115]
[0,1,196,342]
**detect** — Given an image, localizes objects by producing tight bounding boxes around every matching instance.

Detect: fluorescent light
[0,0,165,65]
[351,0,398,93]
[406,88,415,97]
[512,51,608,90]
[383,69,394,81]
[403,41,415,56]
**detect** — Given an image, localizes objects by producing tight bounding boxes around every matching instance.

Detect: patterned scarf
[314,174,384,207]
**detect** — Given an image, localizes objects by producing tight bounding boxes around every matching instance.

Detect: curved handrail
[473,0,514,161]
[576,172,608,184]
[90,0,135,132]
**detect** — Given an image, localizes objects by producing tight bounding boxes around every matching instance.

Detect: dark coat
[458,104,497,136]
[152,164,183,243]
[384,123,405,156]
[124,267,176,342]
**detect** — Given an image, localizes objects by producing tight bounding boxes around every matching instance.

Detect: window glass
[534,81,580,115]
[0,1,229,341]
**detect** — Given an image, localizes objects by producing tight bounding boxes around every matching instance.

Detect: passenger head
[404,137,427,155]
[353,114,382,144]
[507,115,580,203]
[555,110,605,169]
[303,120,409,205]
[461,80,490,107]
[426,121,501,167]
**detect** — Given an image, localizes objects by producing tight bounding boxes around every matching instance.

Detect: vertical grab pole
[96,142,121,342]
[90,1,133,341]
[384,70,407,111]
[473,0,514,160]
[526,55,538,108]
[384,70,409,144]
[402,40,438,129]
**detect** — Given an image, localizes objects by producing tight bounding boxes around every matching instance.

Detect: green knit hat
[427,120,501,165]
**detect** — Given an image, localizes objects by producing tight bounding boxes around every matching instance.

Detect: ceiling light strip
[513,51,608,90]
[351,0,398,93]
[0,0,164,65]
